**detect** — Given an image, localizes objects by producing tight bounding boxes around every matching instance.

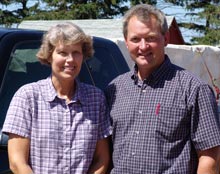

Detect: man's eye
[131,38,140,43]
[146,36,157,42]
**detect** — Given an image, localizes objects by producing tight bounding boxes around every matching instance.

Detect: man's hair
[123,4,168,38]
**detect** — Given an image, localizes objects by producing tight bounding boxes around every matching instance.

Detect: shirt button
[131,152,136,156]
[64,148,70,153]
[135,131,139,135]
[139,110,142,114]
[142,89,146,93]
[64,167,69,173]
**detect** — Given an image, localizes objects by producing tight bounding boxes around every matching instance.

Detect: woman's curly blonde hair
[36,22,94,66]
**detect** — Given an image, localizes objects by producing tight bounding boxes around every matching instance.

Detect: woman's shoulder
[14,78,48,98]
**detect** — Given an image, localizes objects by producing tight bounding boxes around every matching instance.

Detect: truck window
[84,46,119,90]
[0,41,51,126]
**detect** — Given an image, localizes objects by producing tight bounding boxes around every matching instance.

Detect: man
[105,4,220,174]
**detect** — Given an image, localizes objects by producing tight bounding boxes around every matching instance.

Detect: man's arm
[197,146,220,174]
[8,133,33,174]
[88,137,111,174]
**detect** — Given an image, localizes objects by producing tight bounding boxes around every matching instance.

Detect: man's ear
[164,31,170,47]
[124,36,129,49]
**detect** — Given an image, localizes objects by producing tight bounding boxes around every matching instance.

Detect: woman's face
[51,42,83,82]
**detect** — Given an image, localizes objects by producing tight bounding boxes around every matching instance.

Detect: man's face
[125,16,168,77]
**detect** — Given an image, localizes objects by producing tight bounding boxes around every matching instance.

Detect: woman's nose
[66,54,75,61]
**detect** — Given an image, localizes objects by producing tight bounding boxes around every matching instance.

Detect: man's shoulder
[170,62,208,87]
[110,71,132,84]
[105,71,132,95]
[79,82,105,99]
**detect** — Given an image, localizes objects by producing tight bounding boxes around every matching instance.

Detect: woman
[3,22,111,174]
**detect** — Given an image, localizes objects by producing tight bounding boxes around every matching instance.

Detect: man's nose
[139,39,149,49]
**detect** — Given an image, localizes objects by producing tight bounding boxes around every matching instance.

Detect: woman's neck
[52,76,76,103]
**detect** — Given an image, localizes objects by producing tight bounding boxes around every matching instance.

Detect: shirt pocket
[75,119,99,151]
[155,104,189,142]
[73,120,99,165]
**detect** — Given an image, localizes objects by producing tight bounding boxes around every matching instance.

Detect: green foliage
[164,0,185,6]
[3,0,220,45]
[165,0,220,45]
[0,0,157,26]
[0,0,39,26]
[130,0,157,6]
[192,28,220,45]
[31,0,130,19]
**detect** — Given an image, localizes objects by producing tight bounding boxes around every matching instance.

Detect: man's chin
[136,59,152,66]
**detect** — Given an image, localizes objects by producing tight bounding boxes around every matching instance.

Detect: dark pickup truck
[0,28,129,173]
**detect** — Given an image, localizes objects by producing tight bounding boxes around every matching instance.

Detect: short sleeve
[2,85,32,138]
[191,84,220,150]
[98,93,112,139]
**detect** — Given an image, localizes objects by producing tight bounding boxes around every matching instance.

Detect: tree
[31,0,156,19]
[3,0,220,45]
[36,0,128,19]
[164,0,220,45]
[0,0,40,27]
[0,0,157,26]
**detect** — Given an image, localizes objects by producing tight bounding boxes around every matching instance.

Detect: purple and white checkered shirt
[105,56,220,174]
[3,77,112,174]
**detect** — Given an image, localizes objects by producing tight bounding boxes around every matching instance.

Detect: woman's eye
[73,52,82,57]
[59,51,67,56]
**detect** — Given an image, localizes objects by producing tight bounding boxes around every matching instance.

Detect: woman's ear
[47,56,52,64]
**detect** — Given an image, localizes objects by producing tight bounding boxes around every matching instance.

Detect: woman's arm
[197,146,220,174]
[8,133,33,174]
[88,137,111,174]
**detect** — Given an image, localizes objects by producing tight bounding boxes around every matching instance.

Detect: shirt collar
[40,76,57,102]
[41,76,87,105]
[72,79,88,106]
[131,55,171,85]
